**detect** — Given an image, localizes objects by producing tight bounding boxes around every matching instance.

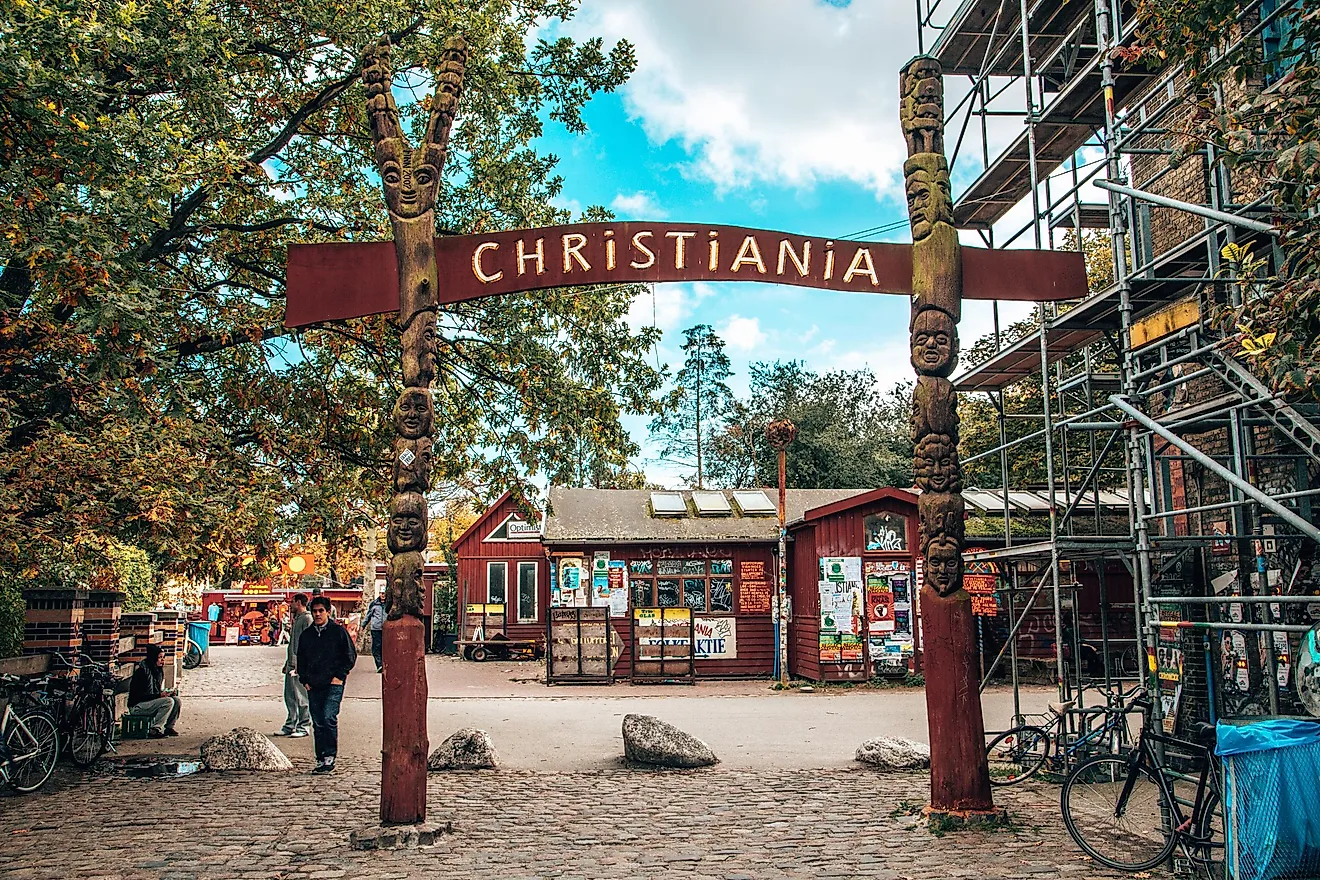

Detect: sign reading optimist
[285,221,1086,328]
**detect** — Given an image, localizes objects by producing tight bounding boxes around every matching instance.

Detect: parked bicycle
[1060,695,1223,875]
[985,683,1143,786]
[183,628,204,670]
[0,674,60,793]
[39,652,118,767]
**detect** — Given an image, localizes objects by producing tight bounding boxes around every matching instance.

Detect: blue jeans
[307,684,343,760]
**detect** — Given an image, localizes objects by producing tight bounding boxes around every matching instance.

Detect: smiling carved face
[387,494,427,553]
[911,309,959,376]
[393,388,434,439]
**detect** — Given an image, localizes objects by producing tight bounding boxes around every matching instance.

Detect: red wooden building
[452,491,550,648]
[786,488,922,681]
[538,487,879,680]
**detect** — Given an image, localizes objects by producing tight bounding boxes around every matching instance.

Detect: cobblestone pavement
[0,764,1156,880]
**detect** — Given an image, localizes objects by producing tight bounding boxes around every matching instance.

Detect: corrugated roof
[544,487,869,544]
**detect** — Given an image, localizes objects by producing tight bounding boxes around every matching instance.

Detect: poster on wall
[841,634,863,661]
[819,580,860,635]
[821,557,847,582]
[739,560,772,613]
[693,617,737,659]
[964,574,998,617]
[606,560,628,616]
[864,561,904,634]
[557,557,584,608]
[819,633,842,662]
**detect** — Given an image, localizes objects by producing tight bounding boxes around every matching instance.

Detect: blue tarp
[1220,719,1320,880]
[1217,718,1320,756]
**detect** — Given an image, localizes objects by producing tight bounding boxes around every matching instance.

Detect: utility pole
[766,418,796,684]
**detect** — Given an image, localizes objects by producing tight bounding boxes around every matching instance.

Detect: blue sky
[535,1,1044,486]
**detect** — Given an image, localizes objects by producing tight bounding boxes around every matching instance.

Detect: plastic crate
[120,714,152,739]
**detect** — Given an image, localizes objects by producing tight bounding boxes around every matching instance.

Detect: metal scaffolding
[916,0,1319,730]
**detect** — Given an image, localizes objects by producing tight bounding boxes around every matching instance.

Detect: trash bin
[1218,718,1320,880]
[186,620,211,667]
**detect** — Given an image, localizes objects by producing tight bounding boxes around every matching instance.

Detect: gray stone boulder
[622,714,718,768]
[200,727,294,772]
[428,728,499,770]
[855,736,930,770]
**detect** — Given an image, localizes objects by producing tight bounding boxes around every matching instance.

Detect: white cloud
[565,1,918,201]
[611,190,666,219]
[719,314,767,352]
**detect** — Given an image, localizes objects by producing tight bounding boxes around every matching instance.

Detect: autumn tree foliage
[0,0,662,639]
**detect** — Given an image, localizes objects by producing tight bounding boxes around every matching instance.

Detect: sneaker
[288,729,309,738]
[271,729,294,737]
[311,758,335,774]
[148,729,168,739]
[164,728,180,737]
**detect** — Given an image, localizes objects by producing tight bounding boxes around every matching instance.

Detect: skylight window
[650,492,688,517]
[692,491,732,516]
[732,490,775,516]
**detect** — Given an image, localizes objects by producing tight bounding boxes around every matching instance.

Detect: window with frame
[516,561,537,622]
[627,558,733,613]
[864,512,907,552]
[486,561,507,604]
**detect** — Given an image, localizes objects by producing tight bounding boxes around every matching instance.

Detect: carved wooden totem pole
[364,35,467,824]
[901,56,995,817]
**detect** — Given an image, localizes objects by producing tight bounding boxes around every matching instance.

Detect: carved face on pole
[393,436,434,494]
[393,388,434,439]
[904,156,954,242]
[387,551,425,619]
[402,310,439,386]
[910,308,959,377]
[924,535,963,597]
[376,139,439,220]
[387,492,428,554]
[914,433,962,493]
[901,57,944,155]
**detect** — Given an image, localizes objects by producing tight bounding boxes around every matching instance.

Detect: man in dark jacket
[127,644,181,738]
[295,595,356,772]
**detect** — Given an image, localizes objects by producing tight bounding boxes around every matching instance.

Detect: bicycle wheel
[1061,755,1177,871]
[183,644,202,670]
[986,725,1051,786]
[67,700,110,768]
[4,711,59,793]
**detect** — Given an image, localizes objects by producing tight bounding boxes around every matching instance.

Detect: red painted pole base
[920,589,995,813]
[381,615,428,824]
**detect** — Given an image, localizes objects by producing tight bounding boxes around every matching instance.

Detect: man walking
[296,595,356,773]
[273,593,311,738]
[365,593,386,673]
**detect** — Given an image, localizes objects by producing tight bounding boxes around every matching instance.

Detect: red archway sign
[284,221,1086,328]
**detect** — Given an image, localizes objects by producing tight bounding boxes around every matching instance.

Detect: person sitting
[128,644,182,738]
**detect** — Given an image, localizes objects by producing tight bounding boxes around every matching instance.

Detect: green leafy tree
[649,325,732,488]
[0,2,663,642]
[1123,1,1319,399]
[107,540,162,612]
[707,361,912,490]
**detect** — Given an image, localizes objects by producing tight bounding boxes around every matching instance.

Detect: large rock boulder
[855,736,930,770]
[428,728,498,770]
[622,714,718,768]
[200,727,293,771]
